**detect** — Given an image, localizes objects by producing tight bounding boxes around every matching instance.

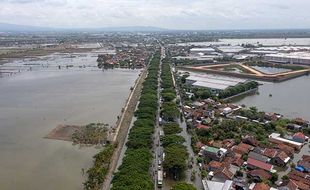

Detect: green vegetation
[111,51,161,190]
[163,122,183,135]
[195,119,271,145]
[72,123,108,145]
[237,107,265,121]
[163,134,186,147]
[171,182,197,190]
[84,144,116,190]
[161,60,188,180]
[218,81,259,99]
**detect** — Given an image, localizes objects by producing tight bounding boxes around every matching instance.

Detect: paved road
[152,46,165,190]
[173,69,203,190]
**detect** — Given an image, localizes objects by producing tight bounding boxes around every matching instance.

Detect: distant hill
[0,23,52,32]
[0,23,168,32]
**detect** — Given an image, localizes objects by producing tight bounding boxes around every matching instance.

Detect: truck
[157,170,163,188]
[159,130,164,141]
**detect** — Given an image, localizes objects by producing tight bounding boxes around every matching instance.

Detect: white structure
[202,180,233,190]
[190,48,215,54]
[264,52,310,65]
[186,73,247,91]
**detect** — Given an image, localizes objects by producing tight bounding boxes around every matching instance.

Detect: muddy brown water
[0,52,140,189]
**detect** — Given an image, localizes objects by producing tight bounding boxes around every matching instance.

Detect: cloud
[0,0,309,30]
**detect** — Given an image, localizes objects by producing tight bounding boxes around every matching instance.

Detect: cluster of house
[199,132,309,190]
[97,47,149,68]
[181,98,310,190]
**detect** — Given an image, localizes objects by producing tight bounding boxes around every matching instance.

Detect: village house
[248,169,272,182]
[248,151,270,163]
[249,183,272,190]
[278,179,298,190]
[242,135,259,147]
[288,170,310,189]
[269,133,303,150]
[292,132,307,143]
[232,143,254,155]
[202,179,233,190]
[270,151,290,167]
[200,146,228,162]
[246,158,274,172]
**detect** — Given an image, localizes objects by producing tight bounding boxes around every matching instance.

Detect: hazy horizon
[1,0,310,30]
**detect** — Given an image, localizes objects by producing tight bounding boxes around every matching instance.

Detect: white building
[264,52,310,65]
[202,180,233,190]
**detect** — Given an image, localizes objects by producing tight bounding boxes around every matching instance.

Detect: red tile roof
[263,148,278,158]
[292,180,310,190]
[247,158,273,171]
[253,183,270,190]
[196,123,210,130]
[293,132,306,140]
[249,169,272,180]
[233,143,253,154]
[279,179,298,190]
[276,151,289,162]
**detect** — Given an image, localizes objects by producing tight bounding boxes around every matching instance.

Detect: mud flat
[45,124,81,141]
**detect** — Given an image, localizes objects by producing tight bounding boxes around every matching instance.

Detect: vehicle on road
[157,170,163,188]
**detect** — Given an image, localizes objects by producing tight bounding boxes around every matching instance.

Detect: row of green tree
[111,51,161,190]
[84,144,116,189]
[218,81,259,99]
[160,61,189,181]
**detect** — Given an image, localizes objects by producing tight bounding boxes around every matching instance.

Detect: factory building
[264,52,310,65]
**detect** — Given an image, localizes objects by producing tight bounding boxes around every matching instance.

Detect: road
[152,45,165,190]
[173,68,203,190]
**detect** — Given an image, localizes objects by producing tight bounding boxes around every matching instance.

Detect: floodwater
[233,75,310,121]
[177,38,310,46]
[0,52,140,189]
[251,66,291,74]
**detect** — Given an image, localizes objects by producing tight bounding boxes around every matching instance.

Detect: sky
[0,0,309,30]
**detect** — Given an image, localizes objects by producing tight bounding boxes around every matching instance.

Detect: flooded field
[251,66,291,74]
[177,38,310,46]
[233,75,310,121]
[0,52,140,189]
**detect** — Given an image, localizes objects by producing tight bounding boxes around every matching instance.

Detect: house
[271,151,290,167]
[222,107,233,115]
[278,179,298,190]
[269,133,303,150]
[287,123,302,131]
[213,167,234,182]
[202,179,233,190]
[248,151,270,163]
[243,135,259,147]
[262,148,278,158]
[247,158,274,172]
[222,139,235,149]
[293,132,307,143]
[233,143,254,155]
[197,123,211,130]
[277,143,295,157]
[208,161,224,171]
[200,146,227,162]
[248,169,272,182]
[249,183,271,190]
[288,171,310,188]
